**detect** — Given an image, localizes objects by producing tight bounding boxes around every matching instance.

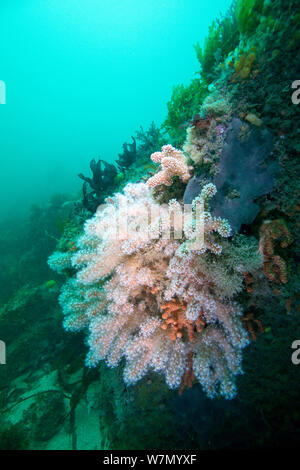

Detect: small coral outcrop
[147,145,192,188]
[183,91,231,167]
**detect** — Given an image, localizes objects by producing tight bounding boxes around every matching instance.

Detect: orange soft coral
[160,299,205,342]
[243,271,254,293]
[242,312,264,341]
[179,351,195,395]
[259,219,293,284]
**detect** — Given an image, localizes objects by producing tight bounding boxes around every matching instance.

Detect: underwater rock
[183,175,208,205]
[184,118,279,233]
[23,391,67,442]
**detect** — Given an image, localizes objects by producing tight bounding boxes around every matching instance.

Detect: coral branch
[147,145,192,188]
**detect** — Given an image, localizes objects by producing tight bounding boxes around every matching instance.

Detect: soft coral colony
[49,141,263,400]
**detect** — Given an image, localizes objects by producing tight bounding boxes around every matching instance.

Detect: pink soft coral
[147,145,192,187]
[49,180,250,399]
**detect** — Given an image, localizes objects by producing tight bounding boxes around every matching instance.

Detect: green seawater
[0,0,232,219]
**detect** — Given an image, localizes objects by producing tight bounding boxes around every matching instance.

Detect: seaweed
[135,121,163,157]
[162,79,209,147]
[194,4,239,83]
[235,0,265,36]
[78,158,117,212]
[116,136,137,171]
